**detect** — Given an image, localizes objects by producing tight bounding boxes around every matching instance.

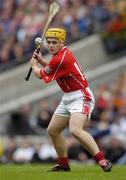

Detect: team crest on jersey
[44,65,52,74]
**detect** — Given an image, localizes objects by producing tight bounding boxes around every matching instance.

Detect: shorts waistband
[65,87,89,95]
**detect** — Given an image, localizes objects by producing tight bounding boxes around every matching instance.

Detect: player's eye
[47,40,58,45]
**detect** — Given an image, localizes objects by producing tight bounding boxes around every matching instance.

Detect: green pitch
[0,164,126,180]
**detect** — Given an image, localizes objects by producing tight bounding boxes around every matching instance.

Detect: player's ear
[60,40,65,46]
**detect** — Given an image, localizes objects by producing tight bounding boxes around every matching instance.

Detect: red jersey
[40,46,89,93]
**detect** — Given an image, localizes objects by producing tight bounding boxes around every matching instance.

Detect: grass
[0,164,126,180]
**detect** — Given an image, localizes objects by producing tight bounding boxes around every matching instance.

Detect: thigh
[69,113,88,132]
[48,114,69,134]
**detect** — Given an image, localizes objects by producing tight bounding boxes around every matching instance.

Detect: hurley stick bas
[25,1,60,81]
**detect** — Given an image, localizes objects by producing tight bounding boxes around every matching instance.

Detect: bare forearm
[29,50,47,78]
[39,58,49,67]
[33,51,49,67]
[32,64,41,79]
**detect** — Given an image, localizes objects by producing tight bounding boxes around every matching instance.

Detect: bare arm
[29,58,41,79]
[29,50,49,79]
[33,50,49,67]
[29,51,46,78]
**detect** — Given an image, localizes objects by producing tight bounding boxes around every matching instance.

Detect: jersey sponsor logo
[44,65,52,75]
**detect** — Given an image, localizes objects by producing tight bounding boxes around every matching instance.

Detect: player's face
[46,38,64,55]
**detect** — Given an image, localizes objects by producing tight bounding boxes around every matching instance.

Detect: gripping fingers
[29,58,38,67]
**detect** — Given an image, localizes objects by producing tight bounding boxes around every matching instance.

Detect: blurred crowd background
[0,0,126,165]
[0,0,126,71]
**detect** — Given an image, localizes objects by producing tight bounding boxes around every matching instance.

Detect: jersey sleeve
[40,51,67,83]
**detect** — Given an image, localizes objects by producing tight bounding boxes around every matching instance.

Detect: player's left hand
[29,58,38,67]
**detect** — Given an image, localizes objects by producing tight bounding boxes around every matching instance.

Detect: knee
[47,126,57,137]
[47,126,53,136]
[69,127,81,137]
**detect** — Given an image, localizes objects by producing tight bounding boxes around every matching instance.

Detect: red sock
[94,151,105,163]
[58,157,69,167]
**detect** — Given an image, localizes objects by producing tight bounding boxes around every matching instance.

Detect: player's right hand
[32,50,44,66]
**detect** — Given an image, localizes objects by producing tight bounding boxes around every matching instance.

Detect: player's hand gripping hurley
[24,1,60,81]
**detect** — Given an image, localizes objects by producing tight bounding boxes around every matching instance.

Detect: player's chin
[49,50,56,55]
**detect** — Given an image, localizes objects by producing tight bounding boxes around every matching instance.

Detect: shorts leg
[54,101,70,118]
[67,98,95,119]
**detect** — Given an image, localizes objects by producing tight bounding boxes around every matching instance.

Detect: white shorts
[54,87,95,119]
